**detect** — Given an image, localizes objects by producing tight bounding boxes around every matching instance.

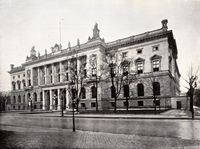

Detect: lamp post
[29,96,33,112]
[70,81,76,132]
[122,60,130,112]
[60,89,64,117]
[109,63,116,113]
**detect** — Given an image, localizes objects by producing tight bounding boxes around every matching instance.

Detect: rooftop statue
[92,23,100,39]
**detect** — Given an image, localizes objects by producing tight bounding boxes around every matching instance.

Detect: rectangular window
[138,101,144,106]
[137,49,142,54]
[137,62,143,74]
[81,103,86,108]
[66,73,69,81]
[91,102,96,107]
[13,76,15,79]
[111,102,115,107]
[123,101,128,107]
[152,46,159,51]
[18,75,20,78]
[122,52,128,58]
[152,59,160,72]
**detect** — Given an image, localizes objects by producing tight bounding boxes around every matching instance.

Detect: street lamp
[109,62,116,113]
[121,60,130,111]
[28,96,33,112]
[60,89,64,117]
[70,81,76,132]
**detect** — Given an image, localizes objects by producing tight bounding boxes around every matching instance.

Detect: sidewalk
[20,109,200,120]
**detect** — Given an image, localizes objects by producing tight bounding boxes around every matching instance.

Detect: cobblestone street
[0,112,200,149]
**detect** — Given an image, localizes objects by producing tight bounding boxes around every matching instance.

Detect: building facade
[8,19,180,111]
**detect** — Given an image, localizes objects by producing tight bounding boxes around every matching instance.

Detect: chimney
[10,64,14,70]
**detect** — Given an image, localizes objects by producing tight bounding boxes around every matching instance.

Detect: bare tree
[87,54,105,111]
[184,66,198,119]
[103,51,136,113]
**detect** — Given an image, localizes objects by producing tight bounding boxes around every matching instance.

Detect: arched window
[34,92,37,102]
[81,87,86,99]
[23,95,25,103]
[40,92,43,101]
[18,95,21,103]
[123,85,129,97]
[27,93,31,99]
[13,96,16,103]
[91,86,97,98]
[137,83,144,96]
[12,82,16,90]
[17,81,21,90]
[153,82,160,96]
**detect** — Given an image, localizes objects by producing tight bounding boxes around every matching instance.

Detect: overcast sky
[0,0,200,92]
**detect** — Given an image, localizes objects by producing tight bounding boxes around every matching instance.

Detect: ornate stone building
[8,19,180,111]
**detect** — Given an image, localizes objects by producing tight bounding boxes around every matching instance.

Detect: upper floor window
[12,82,16,90]
[137,62,143,74]
[23,74,25,77]
[122,52,128,58]
[152,45,159,51]
[137,49,142,54]
[17,81,21,90]
[152,59,160,72]
[151,55,162,72]
[91,86,97,98]
[135,58,145,74]
[13,96,16,103]
[81,87,86,99]
[18,75,20,78]
[13,76,15,79]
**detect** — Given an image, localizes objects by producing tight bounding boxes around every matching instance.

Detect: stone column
[59,62,62,82]
[31,68,33,86]
[52,64,54,83]
[57,89,61,110]
[42,90,46,110]
[50,89,53,110]
[37,67,40,85]
[66,86,69,109]
[44,65,47,84]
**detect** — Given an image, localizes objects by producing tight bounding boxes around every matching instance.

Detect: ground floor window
[138,101,144,106]
[13,106,15,109]
[123,101,128,107]
[91,102,96,107]
[40,104,42,109]
[34,105,37,109]
[18,106,20,110]
[81,103,86,108]
[110,102,115,107]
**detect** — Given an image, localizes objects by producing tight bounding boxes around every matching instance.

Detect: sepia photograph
[0,0,200,148]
